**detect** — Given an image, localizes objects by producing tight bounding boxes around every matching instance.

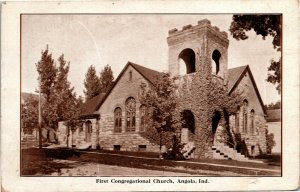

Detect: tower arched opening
[212,50,221,75]
[178,48,196,75]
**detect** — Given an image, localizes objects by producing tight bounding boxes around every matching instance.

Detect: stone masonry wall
[230,70,267,155]
[97,65,160,152]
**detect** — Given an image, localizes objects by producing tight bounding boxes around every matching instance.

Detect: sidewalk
[72,149,281,176]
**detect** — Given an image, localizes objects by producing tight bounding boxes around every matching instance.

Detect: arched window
[212,50,221,75]
[140,105,147,132]
[250,109,255,134]
[126,97,136,132]
[235,106,240,133]
[178,48,196,75]
[243,100,248,133]
[114,107,122,133]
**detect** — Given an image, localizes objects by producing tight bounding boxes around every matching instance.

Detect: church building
[57,19,267,160]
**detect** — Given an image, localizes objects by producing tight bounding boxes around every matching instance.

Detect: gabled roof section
[130,62,164,85]
[228,65,266,115]
[80,93,106,118]
[21,92,39,101]
[95,61,164,112]
[227,65,248,92]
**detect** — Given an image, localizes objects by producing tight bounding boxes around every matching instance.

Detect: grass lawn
[21,148,281,176]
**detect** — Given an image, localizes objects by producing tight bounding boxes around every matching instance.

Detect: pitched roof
[227,65,266,115]
[266,109,281,122]
[80,93,106,118]
[130,62,164,85]
[21,92,39,102]
[227,65,248,92]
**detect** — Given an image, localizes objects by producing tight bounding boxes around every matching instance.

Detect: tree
[99,64,114,93]
[265,100,281,110]
[36,45,57,102]
[21,95,39,134]
[83,65,101,101]
[266,129,276,154]
[229,15,281,93]
[139,73,182,156]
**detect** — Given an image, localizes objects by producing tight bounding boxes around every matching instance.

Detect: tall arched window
[126,97,136,132]
[140,105,147,132]
[243,100,248,133]
[212,50,221,75]
[235,106,240,133]
[114,107,122,133]
[250,109,255,134]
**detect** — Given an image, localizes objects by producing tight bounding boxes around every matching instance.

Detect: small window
[138,145,147,152]
[243,100,248,133]
[129,71,133,81]
[235,106,240,133]
[140,105,147,132]
[114,145,121,151]
[114,107,122,133]
[250,109,255,134]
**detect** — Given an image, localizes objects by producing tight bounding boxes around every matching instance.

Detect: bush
[266,129,276,154]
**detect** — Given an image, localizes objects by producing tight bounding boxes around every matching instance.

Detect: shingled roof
[80,93,106,118]
[130,62,164,85]
[227,65,248,92]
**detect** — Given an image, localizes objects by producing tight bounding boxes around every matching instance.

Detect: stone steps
[181,142,196,159]
[212,143,264,163]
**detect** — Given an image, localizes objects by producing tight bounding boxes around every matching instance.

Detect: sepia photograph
[20,14,282,177]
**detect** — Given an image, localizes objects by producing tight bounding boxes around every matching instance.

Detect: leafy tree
[99,64,114,93]
[229,15,281,93]
[83,65,101,101]
[36,45,57,102]
[140,73,182,155]
[265,100,281,110]
[21,95,39,134]
[266,129,276,154]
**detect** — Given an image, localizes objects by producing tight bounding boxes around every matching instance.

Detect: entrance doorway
[180,110,195,143]
[85,121,92,142]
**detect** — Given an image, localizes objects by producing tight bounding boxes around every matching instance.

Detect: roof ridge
[228,65,248,70]
[128,61,163,74]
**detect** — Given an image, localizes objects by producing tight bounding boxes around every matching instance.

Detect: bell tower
[167,19,229,81]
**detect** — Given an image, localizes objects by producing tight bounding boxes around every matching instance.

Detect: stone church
[57,19,267,161]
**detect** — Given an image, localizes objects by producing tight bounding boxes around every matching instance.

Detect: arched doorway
[180,110,195,143]
[178,48,196,75]
[85,120,92,142]
[211,111,221,136]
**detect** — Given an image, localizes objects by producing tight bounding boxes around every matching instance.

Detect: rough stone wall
[97,65,160,152]
[230,70,267,155]
[57,118,99,148]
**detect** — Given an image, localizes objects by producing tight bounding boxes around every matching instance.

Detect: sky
[21,14,281,104]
